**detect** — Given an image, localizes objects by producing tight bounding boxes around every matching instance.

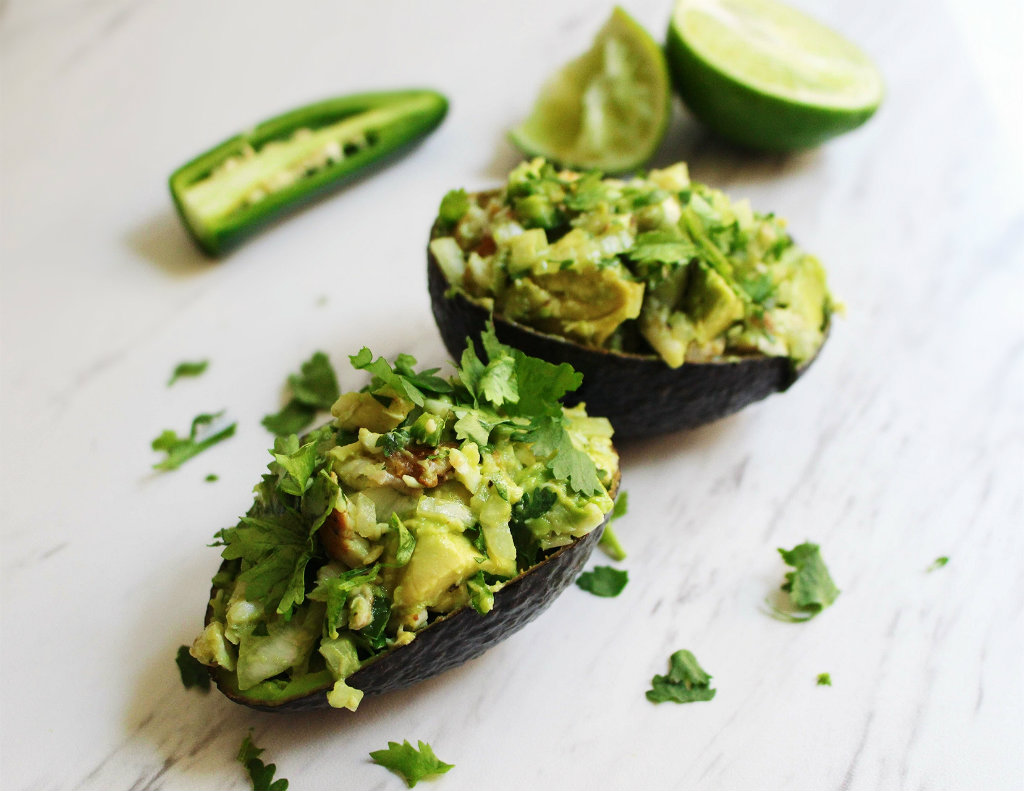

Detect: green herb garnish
[262,351,340,436]
[369,740,454,788]
[237,731,288,791]
[152,412,236,471]
[205,473,219,482]
[927,556,949,572]
[817,673,832,686]
[768,542,840,622]
[175,645,209,691]
[646,650,716,704]
[576,565,628,597]
[168,359,208,386]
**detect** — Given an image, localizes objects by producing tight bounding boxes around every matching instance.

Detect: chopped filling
[431,158,833,367]
[191,331,617,710]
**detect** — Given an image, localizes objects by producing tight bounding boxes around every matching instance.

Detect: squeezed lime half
[509,6,671,173]
[666,0,884,150]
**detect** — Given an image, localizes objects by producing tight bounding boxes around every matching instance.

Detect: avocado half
[207,471,619,712]
[428,251,826,440]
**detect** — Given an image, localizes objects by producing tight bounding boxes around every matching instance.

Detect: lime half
[667,0,884,150]
[509,6,671,174]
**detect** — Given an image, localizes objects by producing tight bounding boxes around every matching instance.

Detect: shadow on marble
[124,210,212,278]
[615,408,753,472]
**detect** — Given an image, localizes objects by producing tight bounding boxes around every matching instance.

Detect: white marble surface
[2,1,1022,789]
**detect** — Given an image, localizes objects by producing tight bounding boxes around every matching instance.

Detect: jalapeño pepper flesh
[169,89,448,255]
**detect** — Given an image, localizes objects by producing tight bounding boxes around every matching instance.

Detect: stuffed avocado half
[428,159,833,438]
[190,327,619,712]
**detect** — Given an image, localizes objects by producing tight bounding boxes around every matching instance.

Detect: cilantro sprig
[168,359,208,386]
[369,740,454,788]
[576,565,628,597]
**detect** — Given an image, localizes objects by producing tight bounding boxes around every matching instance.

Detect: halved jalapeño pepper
[169,89,448,255]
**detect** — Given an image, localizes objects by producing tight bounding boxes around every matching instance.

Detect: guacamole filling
[190,327,617,710]
[430,158,833,368]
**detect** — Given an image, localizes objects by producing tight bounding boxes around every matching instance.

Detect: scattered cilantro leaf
[168,359,208,386]
[205,473,219,482]
[576,565,628,597]
[175,645,209,691]
[646,650,717,704]
[261,399,317,437]
[927,556,949,572]
[350,349,429,406]
[237,731,288,791]
[369,740,454,788]
[272,438,319,496]
[288,351,340,409]
[817,673,832,686]
[768,542,840,622]
[438,188,470,225]
[152,412,236,471]
[262,352,340,437]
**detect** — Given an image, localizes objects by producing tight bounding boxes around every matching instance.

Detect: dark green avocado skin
[428,256,824,439]
[210,475,619,712]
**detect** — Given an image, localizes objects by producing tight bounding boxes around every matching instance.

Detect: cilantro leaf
[168,359,208,386]
[438,188,470,225]
[518,416,602,496]
[377,427,411,456]
[737,271,775,303]
[369,740,454,788]
[391,514,416,567]
[261,400,317,437]
[288,351,340,409]
[237,731,288,791]
[350,349,428,406]
[205,473,219,482]
[175,645,209,691]
[768,542,840,622]
[309,563,381,639]
[646,650,717,704]
[576,565,628,597]
[272,437,318,496]
[262,352,340,437]
[817,673,832,686]
[630,231,697,266]
[927,556,949,572]
[152,412,236,471]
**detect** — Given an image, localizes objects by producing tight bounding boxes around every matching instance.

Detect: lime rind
[510,6,671,173]
[667,0,883,150]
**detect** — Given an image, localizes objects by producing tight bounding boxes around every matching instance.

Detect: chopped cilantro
[350,348,451,407]
[152,412,236,471]
[817,673,832,686]
[262,351,340,436]
[768,542,840,622]
[168,359,208,386]
[237,731,288,791]
[646,650,716,704]
[175,645,209,691]
[467,571,494,614]
[205,473,219,482]
[369,740,454,788]
[630,230,697,266]
[576,565,628,597]
[927,556,949,572]
[377,427,412,456]
[438,188,470,225]
[310,563,381,639]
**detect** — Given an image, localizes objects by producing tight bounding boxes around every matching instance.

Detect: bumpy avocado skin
[428,256,825,439]
[209,473,619,712]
